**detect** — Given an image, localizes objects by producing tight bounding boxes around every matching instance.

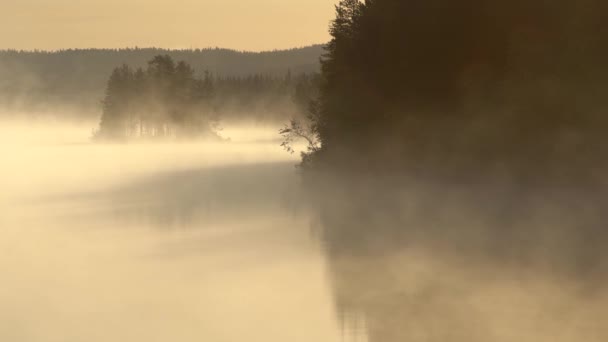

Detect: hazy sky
[0,0,336,51]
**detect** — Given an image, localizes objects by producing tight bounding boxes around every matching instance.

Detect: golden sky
[0,0,336,51]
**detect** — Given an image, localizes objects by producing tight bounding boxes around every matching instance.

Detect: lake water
[2,120,607,342]
[0,121,346,342]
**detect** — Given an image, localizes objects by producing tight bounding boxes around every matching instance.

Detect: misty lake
[0,121,346,342]
[2,120,608,342]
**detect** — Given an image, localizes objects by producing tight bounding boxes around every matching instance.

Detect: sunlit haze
[0,0,334,51]
[2,1,608,341]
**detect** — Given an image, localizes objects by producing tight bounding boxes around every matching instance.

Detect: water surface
[0,121,344,342]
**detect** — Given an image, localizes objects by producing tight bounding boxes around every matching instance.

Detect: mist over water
[2,118,607,342]
[0,118,342,342]
[313,174,608,341]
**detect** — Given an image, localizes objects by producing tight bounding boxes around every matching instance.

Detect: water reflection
[314,177,608,342]
[0,130,343,342]
[4,121,607,341]
[51,163,304,228]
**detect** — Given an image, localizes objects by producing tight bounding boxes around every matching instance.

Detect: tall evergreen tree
[97,64,135,140]
[305,0,608,181]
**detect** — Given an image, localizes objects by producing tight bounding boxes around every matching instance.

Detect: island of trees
[0,46,323,118]
[95,55,320,140]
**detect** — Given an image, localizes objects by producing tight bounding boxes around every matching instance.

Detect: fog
[2,118,607,342]
[0,118,341,342]
[312,172,608,342]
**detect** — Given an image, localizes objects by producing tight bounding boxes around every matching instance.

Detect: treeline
[291,0,608,183]
[96,55,320,140]
[0,45,323,116]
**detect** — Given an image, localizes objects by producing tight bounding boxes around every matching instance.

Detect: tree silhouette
[303,0,608,183]
[0,45,324,119]
[95,55,320,140]
[97,65,135,140]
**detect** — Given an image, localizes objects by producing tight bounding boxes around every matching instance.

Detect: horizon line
[0,43,327,54]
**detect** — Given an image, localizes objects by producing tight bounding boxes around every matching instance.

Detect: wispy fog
[0,118,340,342]
[2,117,607,342]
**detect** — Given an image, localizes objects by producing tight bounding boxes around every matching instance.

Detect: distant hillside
[0,45,324,114]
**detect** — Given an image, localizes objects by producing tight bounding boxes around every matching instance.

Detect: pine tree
[97,65,134,140]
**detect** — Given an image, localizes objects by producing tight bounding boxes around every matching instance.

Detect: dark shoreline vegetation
[291,1,608,183]
[288,2,608,328]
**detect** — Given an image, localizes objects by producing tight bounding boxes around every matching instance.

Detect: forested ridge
[293,0,608,184]
[0,45,323,115]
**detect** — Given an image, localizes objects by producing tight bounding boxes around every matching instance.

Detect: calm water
[2,120,608,342]
[0,121,345,342]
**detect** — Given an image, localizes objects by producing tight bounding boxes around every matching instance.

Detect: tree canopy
[301,0,608,183]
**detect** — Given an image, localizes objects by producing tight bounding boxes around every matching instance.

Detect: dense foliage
[304,0,608,183]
